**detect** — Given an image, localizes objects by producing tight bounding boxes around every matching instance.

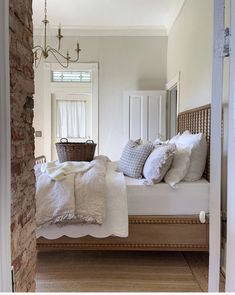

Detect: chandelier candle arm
[34,50,43,68]
[33,0,81,68]
[56,24,63,50]
[50,50,69,68]
[42,0,49,57]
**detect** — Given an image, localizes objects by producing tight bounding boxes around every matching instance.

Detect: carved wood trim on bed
[36,104,211,252]
[37,215,209,252]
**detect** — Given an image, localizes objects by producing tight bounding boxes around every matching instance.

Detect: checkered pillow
[118,140,154,178]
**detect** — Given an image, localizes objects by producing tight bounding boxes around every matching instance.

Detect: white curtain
[57,100,86,138]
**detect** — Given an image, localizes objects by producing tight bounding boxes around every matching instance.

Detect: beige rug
[36,251,225,292]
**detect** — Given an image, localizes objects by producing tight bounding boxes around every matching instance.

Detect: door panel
[124,91,166,144]
[129,96,143,140]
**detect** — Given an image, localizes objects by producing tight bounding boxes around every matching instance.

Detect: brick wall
[9,0,36,291]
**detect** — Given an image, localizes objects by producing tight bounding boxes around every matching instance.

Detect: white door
[51,93,92,161]
[225,0,235,291]
[123,91,166,144]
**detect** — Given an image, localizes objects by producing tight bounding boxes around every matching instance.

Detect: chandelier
[33,0,81,68]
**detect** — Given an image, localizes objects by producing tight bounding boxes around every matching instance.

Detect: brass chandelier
[33,0,81,68]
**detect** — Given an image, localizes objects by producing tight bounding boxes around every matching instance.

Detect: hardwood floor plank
[36,251,208,292]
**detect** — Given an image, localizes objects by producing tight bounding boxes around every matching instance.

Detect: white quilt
[36,159,107,228]
[36,162,128,238]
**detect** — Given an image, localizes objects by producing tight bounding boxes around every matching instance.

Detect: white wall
[167,0,230,274]
[167,0,213,112]
[34,64,44,157]
[34,36,167,160]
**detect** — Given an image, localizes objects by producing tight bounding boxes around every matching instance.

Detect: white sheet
[105,162,209,215]
[125,176,209,215]
[36,166,128,239]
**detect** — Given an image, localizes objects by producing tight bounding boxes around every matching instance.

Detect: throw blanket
[35,158,107,228]
[40,161,95,181]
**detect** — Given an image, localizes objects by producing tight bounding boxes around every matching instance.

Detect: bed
[37,104,211,252]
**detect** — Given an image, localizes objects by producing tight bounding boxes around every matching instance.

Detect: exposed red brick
[10,0,36,291]
[12,254,23,274]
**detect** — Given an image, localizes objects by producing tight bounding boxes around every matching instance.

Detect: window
[52,71,92,83]
[56,100,86,138]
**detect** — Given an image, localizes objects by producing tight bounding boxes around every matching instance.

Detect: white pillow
[153,138,169,146]
[176,131,207,181]
[169,133,181,144]
[143,144,175,184]
[164,146,191,188]
[153,133,180,147]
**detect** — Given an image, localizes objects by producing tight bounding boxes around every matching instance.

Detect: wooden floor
[36,251,225,292]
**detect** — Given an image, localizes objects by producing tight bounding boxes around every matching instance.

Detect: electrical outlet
[35,131,42,137]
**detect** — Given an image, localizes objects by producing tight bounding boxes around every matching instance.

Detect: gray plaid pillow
[118,140,154,178]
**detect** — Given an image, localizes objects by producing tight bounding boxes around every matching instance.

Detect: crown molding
[33,25,168,37]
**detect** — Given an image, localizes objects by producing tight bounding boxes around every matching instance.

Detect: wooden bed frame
[37,104,211,252]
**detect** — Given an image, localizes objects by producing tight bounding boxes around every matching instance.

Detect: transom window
[52,71,92,83]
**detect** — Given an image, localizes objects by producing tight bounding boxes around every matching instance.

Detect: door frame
[225,0,235,291]
[43,62,99,161]
[166,73,180,138]
[166,71,181,115]
[208,0,224,291]
[0,0,12,291]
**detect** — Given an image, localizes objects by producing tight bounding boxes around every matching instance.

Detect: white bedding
[108,161,209,215]
[36,159,107,227]
[36,165,128,239]
[37,161,209,239]
[125,176,209,215]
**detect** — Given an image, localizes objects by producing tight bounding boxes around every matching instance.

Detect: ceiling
[33,0,185,36]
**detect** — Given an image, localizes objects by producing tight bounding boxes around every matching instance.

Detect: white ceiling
[33,0,185,36]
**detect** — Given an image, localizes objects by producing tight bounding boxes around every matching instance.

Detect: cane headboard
[177,104,211,181]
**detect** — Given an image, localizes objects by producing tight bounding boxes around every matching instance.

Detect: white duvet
[35,158,108,228]
[36,162,128,239]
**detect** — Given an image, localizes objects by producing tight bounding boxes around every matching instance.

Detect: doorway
[34,63,99,161]
[166,85,178,139]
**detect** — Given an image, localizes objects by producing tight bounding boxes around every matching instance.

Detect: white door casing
[166,71,181,115]
[0,0,12,291]
[123,91,166,145]
[225,0,235,291]
[43,63,99,161]
[208,0,224,292]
